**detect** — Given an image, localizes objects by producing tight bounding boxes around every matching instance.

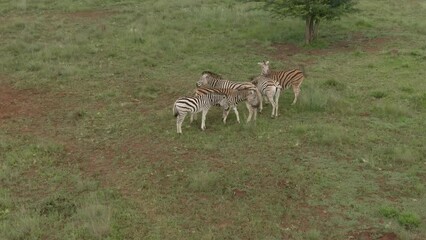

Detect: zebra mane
[201,71,223,79]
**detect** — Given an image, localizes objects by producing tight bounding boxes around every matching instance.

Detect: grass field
[1,0,425,239]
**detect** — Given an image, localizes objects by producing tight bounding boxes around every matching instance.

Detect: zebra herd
[172,60,305,133]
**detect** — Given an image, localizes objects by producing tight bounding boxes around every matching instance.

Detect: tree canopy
[244,0,358,44]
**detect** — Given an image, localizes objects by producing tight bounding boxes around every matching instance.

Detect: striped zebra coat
[258,61,305,105]
[251,76,282,118]
[173,93,229,134]
[193,87,259,123]
[196,71,262,122]
[196,71,258,90]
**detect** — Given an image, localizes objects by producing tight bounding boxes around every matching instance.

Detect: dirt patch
[0,84,56,120]
[348,229,398,240]
[270,33,391,65]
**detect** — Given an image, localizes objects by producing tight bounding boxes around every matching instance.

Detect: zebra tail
[173,104,179,118]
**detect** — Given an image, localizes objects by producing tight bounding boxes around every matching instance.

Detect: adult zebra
[196,71,257,91]
[258,61,305,105]
[193,87,259,124]
[251,76,281,118]
[196,71,262,122]
[173,93,229,134]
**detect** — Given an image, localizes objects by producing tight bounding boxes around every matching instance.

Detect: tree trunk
[305,15,315,44]
[313,18,320,40]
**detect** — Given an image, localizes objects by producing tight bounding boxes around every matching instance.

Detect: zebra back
[266,69,304,89]
[258,61,305,89]
[194,87,236,97]
[197,71,256,90]
[173,93,227,117]
[251,76,281,94]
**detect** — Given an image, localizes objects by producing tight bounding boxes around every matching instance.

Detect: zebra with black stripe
[173,93,229,134]
[251,76,282,118]
[196,71,257,90]
[258,61,305,105]
[196,71,262,122]
[193,87,259,124]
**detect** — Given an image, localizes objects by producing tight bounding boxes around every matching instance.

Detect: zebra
[196,71,262,122]
[192,87,260,124]
[251,75,282,118]
[258,61,305,105]
[196,71,257,90]
[173,93,229,134]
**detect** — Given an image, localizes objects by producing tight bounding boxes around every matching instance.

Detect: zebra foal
[196,71,262,122]
[251,76,281,118]
[173,93,229,134]
[258,61,305,105]
[193,87,259,124]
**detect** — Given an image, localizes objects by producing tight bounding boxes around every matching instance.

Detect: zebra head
[219,95,229,111]
[196,71,223,87]
[258,60,270,75]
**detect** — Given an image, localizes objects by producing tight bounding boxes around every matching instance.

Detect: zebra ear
[265,60,269,65]
[257,62,263,65]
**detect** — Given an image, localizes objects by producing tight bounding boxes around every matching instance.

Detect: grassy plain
[0,0,425,239]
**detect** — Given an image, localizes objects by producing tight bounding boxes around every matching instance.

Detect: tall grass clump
[0,207,43,240]
[69,193,113,239]
[296,86,329,112]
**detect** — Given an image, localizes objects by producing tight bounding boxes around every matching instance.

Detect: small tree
[245,0,357,44]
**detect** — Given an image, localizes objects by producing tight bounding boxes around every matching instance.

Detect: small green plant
[371,91,387,99]
[379,206,421,230]
[397,213,421,230]
[322,79,346,91]
[379,206,399,218]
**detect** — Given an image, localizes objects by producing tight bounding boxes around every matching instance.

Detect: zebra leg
[274,89,281,117]
[268,95,276,118]
[291,85,301,105]
[233,106,240,124]
[201,109,209,131]
[245,102,252,123]
[264,96,269,104]
[223,108,230,124]
[190,112,198,123]
[176,113,187,134]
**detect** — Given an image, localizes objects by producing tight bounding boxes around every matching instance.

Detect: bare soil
[270,33,390,65]
[0,84,56,120]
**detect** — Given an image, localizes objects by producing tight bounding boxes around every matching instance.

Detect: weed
[379,206,399,218]
[322,79,346,91]
[371,91,387,99]
[397,213,421,230]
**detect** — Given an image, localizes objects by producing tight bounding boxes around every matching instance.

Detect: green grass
[1,0,425,239]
